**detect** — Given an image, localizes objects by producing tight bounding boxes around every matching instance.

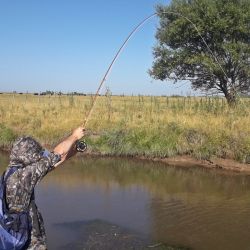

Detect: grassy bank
[0,93,249,163]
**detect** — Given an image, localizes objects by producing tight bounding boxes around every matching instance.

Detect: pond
[1,152,250,250]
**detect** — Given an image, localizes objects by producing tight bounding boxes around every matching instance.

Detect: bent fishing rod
[76,11,231,152]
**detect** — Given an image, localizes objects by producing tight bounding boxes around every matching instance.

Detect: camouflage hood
[9,136,43,167]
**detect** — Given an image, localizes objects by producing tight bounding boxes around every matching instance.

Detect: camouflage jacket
[5,153,60,212]
[5,136,61,249]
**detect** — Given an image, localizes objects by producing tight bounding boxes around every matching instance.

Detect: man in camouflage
[4,127,85,250]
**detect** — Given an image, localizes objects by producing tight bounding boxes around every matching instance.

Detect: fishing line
[82,11,232,129]
[82,13,156,128]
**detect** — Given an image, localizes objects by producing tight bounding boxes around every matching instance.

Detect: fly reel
[76,140,87,152]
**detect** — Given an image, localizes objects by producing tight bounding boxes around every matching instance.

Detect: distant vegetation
[9,90,88,96]
[0,93,249,163]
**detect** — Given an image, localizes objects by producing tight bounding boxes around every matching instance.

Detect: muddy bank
[78,152,250,175]
[152,155,250,174]
[1,147,250,174]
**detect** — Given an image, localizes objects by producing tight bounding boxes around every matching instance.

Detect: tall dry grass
[0,93,249,162]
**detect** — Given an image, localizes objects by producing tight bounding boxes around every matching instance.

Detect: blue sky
[0,0,194,95]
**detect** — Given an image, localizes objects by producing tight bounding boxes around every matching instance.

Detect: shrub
[0,124,16,148]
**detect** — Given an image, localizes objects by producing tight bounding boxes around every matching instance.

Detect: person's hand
[72,126,85,140]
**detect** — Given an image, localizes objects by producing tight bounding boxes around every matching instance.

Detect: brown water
[1,152,250,250]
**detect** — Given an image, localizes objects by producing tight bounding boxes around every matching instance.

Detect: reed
[0,94,249,163]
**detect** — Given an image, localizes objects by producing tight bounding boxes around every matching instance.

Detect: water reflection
[1,153,250,249]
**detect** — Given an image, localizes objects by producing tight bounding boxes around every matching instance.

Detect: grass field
[0,93,249,163]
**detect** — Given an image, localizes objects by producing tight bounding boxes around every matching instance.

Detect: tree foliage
[150,0,250,105]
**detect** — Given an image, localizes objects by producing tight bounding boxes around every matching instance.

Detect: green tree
[150,0,250,106]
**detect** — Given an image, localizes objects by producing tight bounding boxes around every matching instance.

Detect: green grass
[0,123,17,149]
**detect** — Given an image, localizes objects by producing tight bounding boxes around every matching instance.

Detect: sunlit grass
[0,93,249,162]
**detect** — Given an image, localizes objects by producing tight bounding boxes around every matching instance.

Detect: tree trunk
[225,90,237,107]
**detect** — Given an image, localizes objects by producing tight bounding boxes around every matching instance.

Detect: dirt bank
[1,147,249,174]
[80,152,250,175]
[154,155,250,174]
